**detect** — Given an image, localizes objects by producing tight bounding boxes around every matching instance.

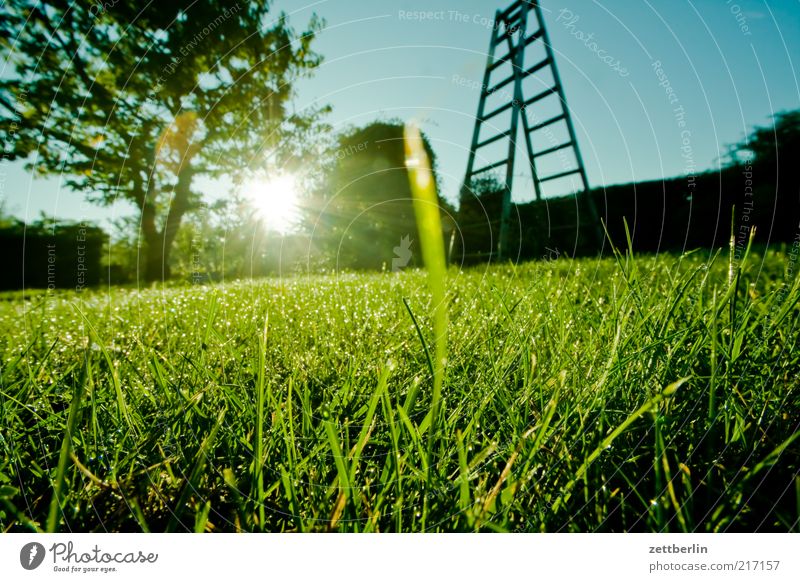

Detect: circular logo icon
[20,542,46,570]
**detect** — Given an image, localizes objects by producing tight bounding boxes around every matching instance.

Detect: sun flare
[242,173,300,233]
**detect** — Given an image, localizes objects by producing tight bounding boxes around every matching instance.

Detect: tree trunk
[141,199,165,283]
[136,140,169,284]
[137,121,198,283]
[142,165,195,282]
[162,167,194,278]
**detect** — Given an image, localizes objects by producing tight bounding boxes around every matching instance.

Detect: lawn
[1,245,798,532]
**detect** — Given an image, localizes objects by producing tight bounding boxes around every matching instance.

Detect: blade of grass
[349,364,391,483]
[73,304,133,431]
[46,352,88,533]
[552,378,689,514]
[252,313,269,530]
[404,122,448,529]
[324,415,352,528]
[166,406,227,532]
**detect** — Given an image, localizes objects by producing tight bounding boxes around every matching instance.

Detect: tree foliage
[309,121,453,270]
[732,110,800,174]
[0,0,326,280]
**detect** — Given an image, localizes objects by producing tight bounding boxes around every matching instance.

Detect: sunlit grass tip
[403,121,449,525]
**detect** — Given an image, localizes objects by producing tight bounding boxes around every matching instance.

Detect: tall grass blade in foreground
[46,350,88,532]
[404,122,448,526]
[252,314,269,530]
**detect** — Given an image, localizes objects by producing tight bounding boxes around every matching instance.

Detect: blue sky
[2,0,799,228]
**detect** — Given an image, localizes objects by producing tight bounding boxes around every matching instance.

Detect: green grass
[0,246,798,532]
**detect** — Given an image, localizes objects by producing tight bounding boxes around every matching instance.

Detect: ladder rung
[534,141,573,158]
[481,100,515,122]
[524,29,544,47]
[486,74,515,96]
[486,57,550,97]
[500,1,524,20]
[540,169,582,183]
[470,159,509,176]
[498,24,519,43]
[529,113,566,133]
[476,130,513,149]
[492,31,542,70]
[505,10,524,27]
[523,58,551,78]
[524,85,559,106]
[505,1,534,25]
[489,31,542,73]
[489,50,516,72]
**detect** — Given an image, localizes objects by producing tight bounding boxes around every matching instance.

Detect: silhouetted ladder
[461,0,602,260]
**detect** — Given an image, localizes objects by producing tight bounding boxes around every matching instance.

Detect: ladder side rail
[531,1,603,244]
[497,3,530,260]
[462,11,503,193]
[501,12,543,202]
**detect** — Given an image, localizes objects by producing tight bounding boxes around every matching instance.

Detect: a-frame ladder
[461,0,602,260]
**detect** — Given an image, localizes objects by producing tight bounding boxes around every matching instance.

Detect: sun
[242,173,300,233]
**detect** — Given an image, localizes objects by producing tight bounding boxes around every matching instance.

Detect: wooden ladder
[461,0,602,260]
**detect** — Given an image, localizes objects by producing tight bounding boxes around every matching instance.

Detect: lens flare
[242,174,300,233]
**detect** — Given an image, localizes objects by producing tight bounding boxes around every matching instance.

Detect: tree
[309,121,453,270]
[731,110,800,172]
[0,0,326,281]
[728,110,800,242]
[455,175,505,260]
